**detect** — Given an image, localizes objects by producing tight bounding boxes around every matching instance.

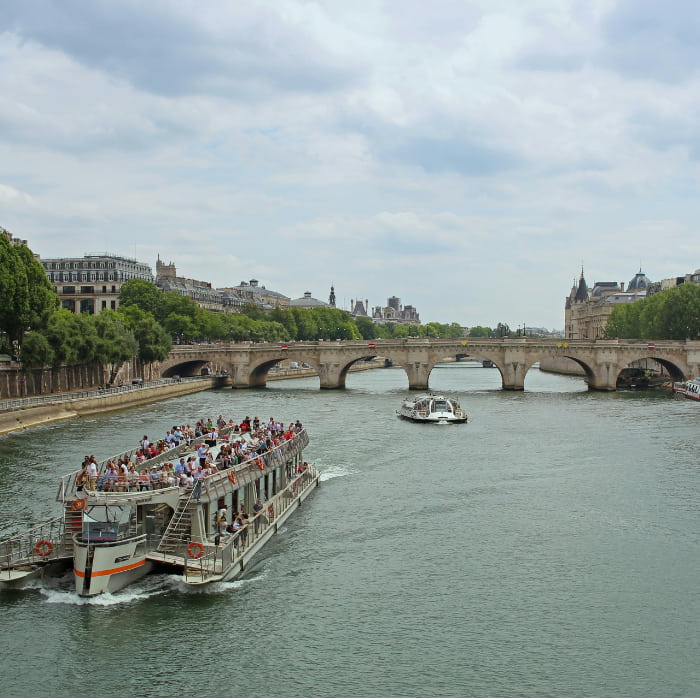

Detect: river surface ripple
[0,364,698,697]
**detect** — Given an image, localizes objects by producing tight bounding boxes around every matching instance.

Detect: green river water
[0,364,698,697]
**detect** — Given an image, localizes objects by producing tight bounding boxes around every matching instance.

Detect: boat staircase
[154,492,194,557]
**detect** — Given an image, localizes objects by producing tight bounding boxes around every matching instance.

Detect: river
[0,364,698,697]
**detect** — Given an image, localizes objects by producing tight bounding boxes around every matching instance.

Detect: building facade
[41,252,154,314]
[565,269,651,339]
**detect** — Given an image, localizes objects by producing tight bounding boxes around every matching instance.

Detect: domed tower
[329,285,336,308]
[627,269,651,293]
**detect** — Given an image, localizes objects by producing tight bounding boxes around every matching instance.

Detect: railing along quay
[0,375,214,413]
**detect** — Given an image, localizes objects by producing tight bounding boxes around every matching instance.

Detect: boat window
[433,400,448,411]
[82,505,133,542]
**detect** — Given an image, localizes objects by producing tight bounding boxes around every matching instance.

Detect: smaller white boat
[397,393,468,424]
[673,377,700,400]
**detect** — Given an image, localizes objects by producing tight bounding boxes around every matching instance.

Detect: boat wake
[319,464,356,482]
[40,576,169,606]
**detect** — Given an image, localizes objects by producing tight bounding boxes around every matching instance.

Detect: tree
[0,236,58,348]
[120,305,172,362]
[118,278,164,318]
[94,311,138,384]
[355,316,377,339]
[20,330,54,368]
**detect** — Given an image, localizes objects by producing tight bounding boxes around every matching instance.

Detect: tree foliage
[0,236,58,348]
[605,284,700,340]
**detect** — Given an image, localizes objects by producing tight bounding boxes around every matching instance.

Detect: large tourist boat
[672,377,700,401]
[0,421,319,596]
[397,393,468,424]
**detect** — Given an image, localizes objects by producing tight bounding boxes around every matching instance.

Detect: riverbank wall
[0,377,223,436]
[0,360,388,436]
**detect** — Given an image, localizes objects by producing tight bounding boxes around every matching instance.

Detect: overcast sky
[2,0,699,330]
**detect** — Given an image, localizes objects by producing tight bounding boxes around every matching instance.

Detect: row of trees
[118,279,471,342]
[605,283,700,340]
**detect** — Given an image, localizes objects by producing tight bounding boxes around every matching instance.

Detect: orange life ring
[187,542,204,559]
[257,458,264,471]
[35,540,53,557]
[267,504,274,518]
[228,470,236,484]
[71,499,86,511]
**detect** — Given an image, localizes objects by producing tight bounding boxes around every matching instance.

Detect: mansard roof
[627,269,651,291]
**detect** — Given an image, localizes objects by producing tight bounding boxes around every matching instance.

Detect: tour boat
[0,423,319,596]
[397,393,468,424]
[672,377,700,400]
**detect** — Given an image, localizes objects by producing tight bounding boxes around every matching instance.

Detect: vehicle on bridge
[398,393,468,424]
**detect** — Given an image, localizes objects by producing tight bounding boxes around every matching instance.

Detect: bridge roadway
[160,338,700,391]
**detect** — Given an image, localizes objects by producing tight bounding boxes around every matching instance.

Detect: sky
[1,0,699,330]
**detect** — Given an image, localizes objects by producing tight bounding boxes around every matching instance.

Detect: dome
[290,291,327,308]
[627,269,651,291]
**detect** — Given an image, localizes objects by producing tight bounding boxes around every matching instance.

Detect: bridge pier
[318,363,345,390]
[228,363,254,389]
[404,362,431,391]
[500,361,526,391]
[587,362,618,391]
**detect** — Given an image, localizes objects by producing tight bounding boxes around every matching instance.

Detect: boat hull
[73,537,153,596]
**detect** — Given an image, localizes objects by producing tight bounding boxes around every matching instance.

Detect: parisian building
[565,268,651,339]
[40,252,154,314]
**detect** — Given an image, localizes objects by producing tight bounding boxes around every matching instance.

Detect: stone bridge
[159,338,700,391]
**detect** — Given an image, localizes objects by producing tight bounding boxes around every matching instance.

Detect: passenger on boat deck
[253,498,263,533]
[175,458,186,477]
[197,444,208,467]
[139,470,150,491]
[76,465,87,492]
[87,456,98,489]
[128,465,139,490]
[141,435,149,450]
[216,505,227,532]
[149,466,160,488]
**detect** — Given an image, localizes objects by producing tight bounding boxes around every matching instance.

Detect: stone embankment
[0,377,222,436]
[0,359,387,436]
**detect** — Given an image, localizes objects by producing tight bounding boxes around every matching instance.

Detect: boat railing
[59,428,308,505]
[56,423,239,502]
[0,516,68,570]
[182,466,318,582]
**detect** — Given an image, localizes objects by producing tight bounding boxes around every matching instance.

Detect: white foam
[40,575,172,605]
[319,464,355,481]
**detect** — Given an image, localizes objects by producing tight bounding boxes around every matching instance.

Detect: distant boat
[673,377,700,400]
[482,359,494,368]
[397,394,468,424]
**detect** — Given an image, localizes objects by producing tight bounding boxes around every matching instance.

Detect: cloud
[0,0,364,99]
[600,0,700,83]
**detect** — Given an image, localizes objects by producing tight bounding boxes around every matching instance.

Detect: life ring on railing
[71,498,86,511]
[228,470,236,484]
[35,540,53,557]
[257,458,265,471]
[268,504,274,519]
[187,542,204,559]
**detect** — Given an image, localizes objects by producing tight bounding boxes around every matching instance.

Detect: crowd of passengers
[75,415,305,493]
